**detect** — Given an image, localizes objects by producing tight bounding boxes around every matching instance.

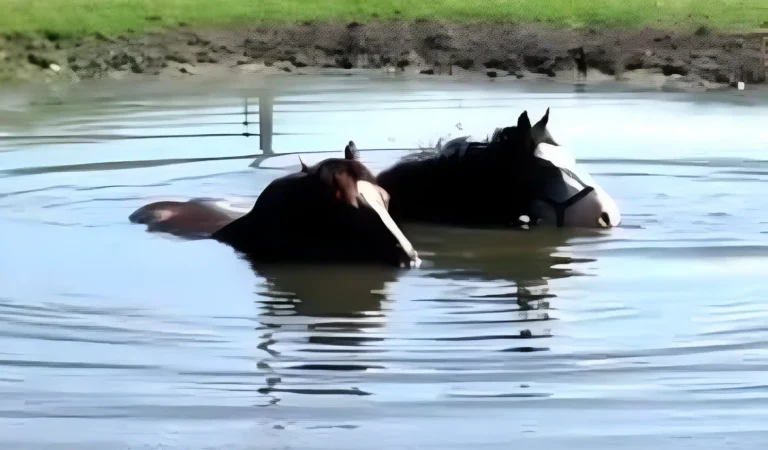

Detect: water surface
[1,75,768,450]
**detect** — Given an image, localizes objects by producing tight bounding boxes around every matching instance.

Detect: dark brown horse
[375,109,621,229]
[129,145,421,268]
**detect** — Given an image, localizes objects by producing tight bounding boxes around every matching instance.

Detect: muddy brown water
[1,74,768,449]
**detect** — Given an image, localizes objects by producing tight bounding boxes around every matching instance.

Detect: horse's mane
[398,147,441,164]
[487,126,516,144]
[396,126,510,164]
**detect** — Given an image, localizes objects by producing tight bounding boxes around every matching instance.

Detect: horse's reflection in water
[248,257,399,399]
[406,224,587,282]
[245,224,595,404]
[399,224,596,348]
[253,261,396,330]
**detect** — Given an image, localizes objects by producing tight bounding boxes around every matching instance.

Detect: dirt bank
[1,22,765,91]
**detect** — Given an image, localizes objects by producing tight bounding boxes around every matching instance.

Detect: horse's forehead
[534,143,575,169]
[535,143,598,186]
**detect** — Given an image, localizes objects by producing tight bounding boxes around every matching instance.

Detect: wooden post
[259,92,274,155]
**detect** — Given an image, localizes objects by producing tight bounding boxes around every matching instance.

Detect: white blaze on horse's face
[531,143,622,228]
[356,180,422,269]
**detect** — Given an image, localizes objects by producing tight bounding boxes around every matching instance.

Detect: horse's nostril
[598,211,611,228]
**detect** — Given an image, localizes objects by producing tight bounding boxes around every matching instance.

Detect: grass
[2,0,766,38]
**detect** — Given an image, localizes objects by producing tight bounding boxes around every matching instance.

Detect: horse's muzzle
[531,186,621,229]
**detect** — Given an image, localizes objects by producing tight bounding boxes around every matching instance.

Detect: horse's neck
[418,154,493,198]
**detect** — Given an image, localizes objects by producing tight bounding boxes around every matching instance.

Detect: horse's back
[377,157,462,222]
[129,198,249,238]
[377,158,433,203]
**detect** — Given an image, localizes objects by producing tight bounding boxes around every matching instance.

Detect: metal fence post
[259,93,274,155]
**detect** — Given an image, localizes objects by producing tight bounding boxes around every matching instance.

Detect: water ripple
[1,80,768,449]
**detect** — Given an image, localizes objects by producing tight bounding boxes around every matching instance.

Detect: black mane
[375,111,540,227]
[397,124,523,165]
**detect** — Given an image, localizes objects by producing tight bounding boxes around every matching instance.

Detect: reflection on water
[253,263,397,399]
[1,76,768,449]
[247,227,577,402]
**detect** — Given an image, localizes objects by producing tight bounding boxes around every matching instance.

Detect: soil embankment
[1,22,765,91]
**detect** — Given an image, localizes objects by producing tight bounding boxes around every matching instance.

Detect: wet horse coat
[376,108,621,229]
[130,147,420,267]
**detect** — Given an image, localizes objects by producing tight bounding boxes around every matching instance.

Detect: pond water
[1,75,768,450]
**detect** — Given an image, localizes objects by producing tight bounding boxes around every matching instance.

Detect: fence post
[259,93,274,155]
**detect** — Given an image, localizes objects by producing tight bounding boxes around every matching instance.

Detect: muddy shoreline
[0,22,766,91]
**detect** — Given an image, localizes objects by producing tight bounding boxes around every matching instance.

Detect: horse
[375,108,621,229]
[129,144,421,268]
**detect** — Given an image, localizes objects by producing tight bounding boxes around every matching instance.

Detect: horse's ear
[537,107,550,127]
[344,141,359,160]
[532,107,559,146]
[298,156,309,173]
[517,110,532,132]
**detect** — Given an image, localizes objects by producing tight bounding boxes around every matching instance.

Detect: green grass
[3,0,766,38]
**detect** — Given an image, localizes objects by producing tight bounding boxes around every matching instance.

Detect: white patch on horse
[356,180,421,268]
[534,143,622,227]
[534,144,593,187]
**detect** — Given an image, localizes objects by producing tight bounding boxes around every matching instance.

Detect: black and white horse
[376,108,621,229]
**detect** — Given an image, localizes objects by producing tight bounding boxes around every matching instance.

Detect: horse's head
[467,109,621,229]
[527,142,622,228]
[249,153,419,267]
[516,109,621,228]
